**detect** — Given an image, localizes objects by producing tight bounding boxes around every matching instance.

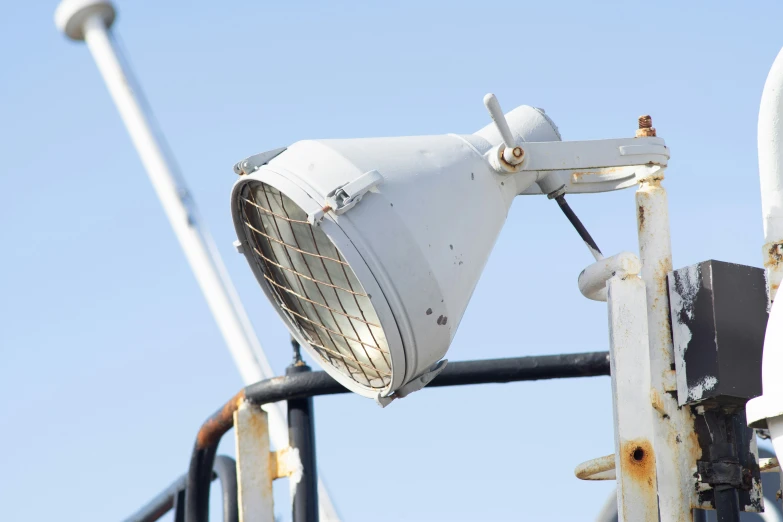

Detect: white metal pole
[636,173,700,520]
[55,2,340,519]
[758,46,783,304]
[81,11,274,392]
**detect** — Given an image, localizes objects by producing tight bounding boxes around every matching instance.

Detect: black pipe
[714,486,740,522]
[287,363,319,522]
[245,351,610,405]
[212,456,239,522]
[185,351,610,522]
[125,456,238,522]
[712,412,742,522]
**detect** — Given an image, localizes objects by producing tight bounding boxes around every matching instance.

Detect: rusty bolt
[636,115,657,137]
[512,146,524,159]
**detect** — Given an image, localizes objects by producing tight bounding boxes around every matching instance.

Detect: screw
[636,115,656,137]
[291,336,304,365]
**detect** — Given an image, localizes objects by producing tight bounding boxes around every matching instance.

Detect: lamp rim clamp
[324,169,384,216]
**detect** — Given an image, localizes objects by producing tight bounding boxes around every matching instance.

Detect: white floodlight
[231,96,669,405]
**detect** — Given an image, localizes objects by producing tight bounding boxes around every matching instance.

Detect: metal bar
[125,475,186,522]
[234,403,275,522]
[287,364,319,522]
[124,457,238,522]
[606,271,659,521]
[213,456,239,522]
[186,391,246,522]
[714,487,740,522]
[636,175,700,519]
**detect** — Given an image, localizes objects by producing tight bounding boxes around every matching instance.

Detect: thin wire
[261,273,380,327]
[244,220,349,265]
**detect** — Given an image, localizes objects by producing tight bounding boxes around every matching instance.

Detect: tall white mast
[54,1,339,519]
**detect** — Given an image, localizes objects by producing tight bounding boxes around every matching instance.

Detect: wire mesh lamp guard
[238,183,392,391]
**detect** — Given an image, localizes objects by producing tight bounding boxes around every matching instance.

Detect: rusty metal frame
[124,350,610,522]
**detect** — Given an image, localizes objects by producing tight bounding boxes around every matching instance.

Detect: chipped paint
[287,447,304,508]
[234,403,275,522]
[650,388,666,415]
[636,176,700,519]
[763,241,783,304]
[687,375,717,402]
[606,274,659,520]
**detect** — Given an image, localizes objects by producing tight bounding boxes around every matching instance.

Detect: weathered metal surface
[759,457,780,473]
[763,241,783,303]
[272,446,304,480]
[636,115,657,138]
[234,402,275,522]
[578,252,641,302]
[692,409,763,513]
[575,454,617,481]
[636,174,701,519]
[668,261,766,406]
[607,272,659,521]
[197,389,246,450]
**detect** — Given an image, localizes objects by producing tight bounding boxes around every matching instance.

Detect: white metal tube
[636,176,700,520]
[78,14,340,520]
[82,11,274,399]
[759,47,783,303]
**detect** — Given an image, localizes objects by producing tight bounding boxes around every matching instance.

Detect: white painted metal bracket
[604,256,660,521]
[511,137,668,195]
[375,359,448,407]
[233,147,288,176]
[325,169,384,215]
[234,401,306,522]
[578,252,642,302]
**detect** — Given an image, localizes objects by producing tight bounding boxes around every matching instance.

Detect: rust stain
[572,166,625,181]
[638,205,645,231]
[687,426,702,462]
[620,439,656,488]
[196,389,246,449]
[636,115,656,137]
[650,388,665,415]
[764,242,783,270]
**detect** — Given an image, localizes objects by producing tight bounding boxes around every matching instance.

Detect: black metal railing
[124,350,610,522]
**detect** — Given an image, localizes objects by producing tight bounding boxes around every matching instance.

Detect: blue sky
[2,2,782,521]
